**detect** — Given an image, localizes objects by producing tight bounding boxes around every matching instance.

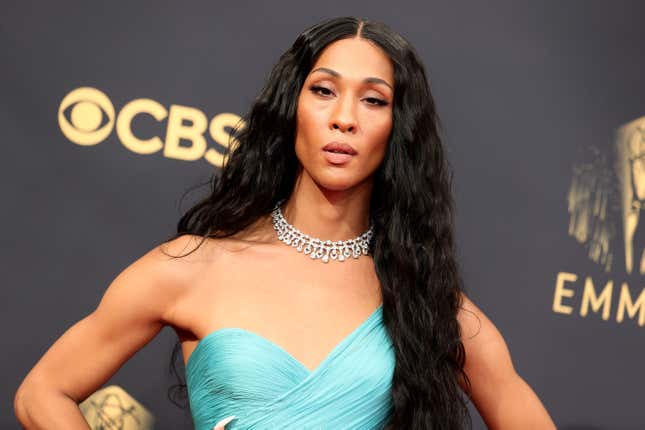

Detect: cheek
[296,102,325,143]
[364,115,392,161]
[294,107,313,162]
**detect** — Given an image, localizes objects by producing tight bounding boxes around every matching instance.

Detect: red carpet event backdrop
[2,2,644,429]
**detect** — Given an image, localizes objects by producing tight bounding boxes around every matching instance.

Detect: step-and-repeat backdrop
[3,2,643,429]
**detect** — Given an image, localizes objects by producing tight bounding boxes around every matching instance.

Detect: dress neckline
[186,303,383,374]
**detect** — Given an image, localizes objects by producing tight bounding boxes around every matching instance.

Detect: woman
[14,16,556,430]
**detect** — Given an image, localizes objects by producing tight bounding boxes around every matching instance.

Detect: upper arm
[456,292,517,415]
[16,235,198,403]
[456,293,557,429]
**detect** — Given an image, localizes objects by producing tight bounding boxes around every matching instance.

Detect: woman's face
[294,36,394,191]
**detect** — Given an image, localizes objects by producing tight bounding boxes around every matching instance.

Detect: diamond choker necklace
[271,199,374,263]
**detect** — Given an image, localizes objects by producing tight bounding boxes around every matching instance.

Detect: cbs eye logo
[58,87,114,146]
[58,86,245,167]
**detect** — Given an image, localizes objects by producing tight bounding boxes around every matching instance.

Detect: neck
[280,167,373,241]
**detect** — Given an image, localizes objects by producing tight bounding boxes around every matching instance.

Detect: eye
[364,97,388,107]
[309,85,334,97]
[309,85,389,107]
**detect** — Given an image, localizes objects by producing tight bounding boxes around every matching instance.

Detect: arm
[13,236,195,429]
[456,292,556,430]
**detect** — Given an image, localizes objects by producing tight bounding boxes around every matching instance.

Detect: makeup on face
[294,37,394,185]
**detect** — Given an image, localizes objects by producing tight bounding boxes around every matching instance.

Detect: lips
[322,141,357,155]
[322,141,357,165]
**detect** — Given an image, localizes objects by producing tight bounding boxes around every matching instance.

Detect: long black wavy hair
[164,16,473,430]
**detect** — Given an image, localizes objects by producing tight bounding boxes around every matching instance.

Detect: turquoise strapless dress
[185,304,394,429]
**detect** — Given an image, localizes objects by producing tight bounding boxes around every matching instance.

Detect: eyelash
[309,85,388,106]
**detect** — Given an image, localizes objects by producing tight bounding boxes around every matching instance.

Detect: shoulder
[157,233,213,262]
[457,293,515,379]
[152,233,267,319]
[143,233,210,281]
[456,292,516,389]
[103,234,215,325]
[151,233,221,292]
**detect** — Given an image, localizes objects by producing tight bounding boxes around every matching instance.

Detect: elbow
[14,373,50,428]
[14,382,33,427]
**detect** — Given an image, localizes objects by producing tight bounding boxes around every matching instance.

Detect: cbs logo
[58,87,245,167]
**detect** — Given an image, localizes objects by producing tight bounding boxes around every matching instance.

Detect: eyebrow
[310,67,393,91]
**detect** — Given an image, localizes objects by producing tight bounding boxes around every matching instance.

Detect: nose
[329,94,357,134]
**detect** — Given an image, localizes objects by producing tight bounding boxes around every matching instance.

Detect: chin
[321,180,355,190]
[315,173,358,191]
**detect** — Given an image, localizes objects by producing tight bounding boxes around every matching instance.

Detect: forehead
[309,37,394,84]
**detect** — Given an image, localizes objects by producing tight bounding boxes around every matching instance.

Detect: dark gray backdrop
[3,1,644,429]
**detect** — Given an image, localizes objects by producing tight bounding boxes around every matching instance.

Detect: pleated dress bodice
[185,304,395,430]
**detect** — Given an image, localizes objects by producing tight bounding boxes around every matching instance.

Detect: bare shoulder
[157,233,213,262]
[456,292,495,342]
[101,234,216,326]
[153,233,254,325]
[456,291,516,391]
[456,292,514,364]
[144,234,218,318]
